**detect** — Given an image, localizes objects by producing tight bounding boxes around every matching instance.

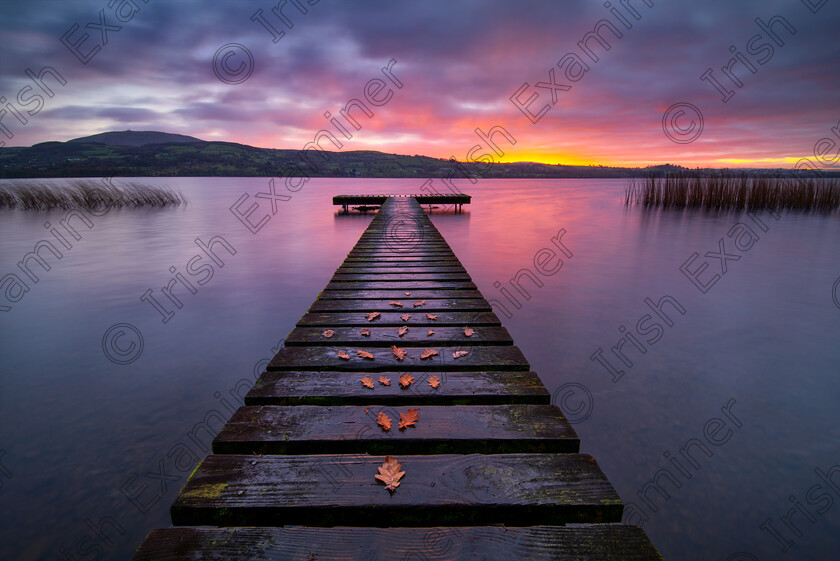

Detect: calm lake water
[1,178,838,560]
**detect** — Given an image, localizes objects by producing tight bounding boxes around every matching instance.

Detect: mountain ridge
[1,130,834,179]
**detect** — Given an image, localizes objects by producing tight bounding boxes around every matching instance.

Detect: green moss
[180,482,228,500]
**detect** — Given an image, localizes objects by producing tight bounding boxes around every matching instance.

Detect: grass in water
[625,173,840,212]
[0,179,186,210]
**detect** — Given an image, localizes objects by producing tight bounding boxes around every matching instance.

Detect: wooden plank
[296,311,503,327]
[245,370,550,406]
[324,281,476,291]
[170,453,622,527]
[308,298,491,312]
[317,289,483,300]
[134,525,662,561]
[330,273,472,281]
[266,345,529,372]
[285,326,512,346]
[336,267,467,274]
[342,256,461,264]
[212,404,579,455]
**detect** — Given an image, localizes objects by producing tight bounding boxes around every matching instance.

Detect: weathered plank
[317,289,482,300]
[331,273,472,282]
[308,298,491,312]
[170,453,622,527]
[324,281,476,291]
[245,370,550,406]
[267,345,529,372]
[336,265,466,272]
[212,404,579,455]
[285,326,512,346]
[342,256,461,264]
[133,525,663,561]
[296,311,503,327]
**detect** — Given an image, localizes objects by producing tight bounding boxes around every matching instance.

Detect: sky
[0,0,838,168]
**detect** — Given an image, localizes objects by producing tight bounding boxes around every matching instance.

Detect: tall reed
[625,173,840,212]
[0,180,186,210]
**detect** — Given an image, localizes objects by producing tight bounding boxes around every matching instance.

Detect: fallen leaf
[427,329,435,336]
[397,325,409,337]
[365,408,369,413]
[464,327,475,337]
[391,345,407,361]
[375,456,405,492]
[401,313,412,321]
[404,291,411,296]
[322,329,335,338]
[366,312,381,321]
[378,376,391,386]
[338,350,351,360]
[399,374,414,388]
[360,376,374,389]
[452,350,469,359]
[399,408,419,430]
[420,348,439,360]
[428,375,441,389]
[360,328,371,337]
[376,412,392,431]
[389,301,404,308]
[357,350,375,359]
[413,299,426,308]
[426,314,437,320]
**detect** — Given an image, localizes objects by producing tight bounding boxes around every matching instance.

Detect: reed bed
[0,180,186,210]
[625,173,840,212]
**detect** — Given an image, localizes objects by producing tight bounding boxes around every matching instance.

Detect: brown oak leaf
[398,408,419,430]
[420,348,439,360]
[399,374,414,388]
[389,301,404,308]
[360,376,374,389]
[413,299,426,308]
[322,329,335,338]
[378,376,391,386]
[376,412,392,431]
[338,350,351,360]
[425,314,437,320]
[404,291,411,296]
[463,327,476,337]
[427,329,435,336]
[391,345,407,361]
[366,312,381,321]
[360,328,371,337]
[397,325,409,337]
[375,456,405,492]
[452,350,469,359]
[428,375,441,389]
[357,350,375,359]
[401,313,412,321]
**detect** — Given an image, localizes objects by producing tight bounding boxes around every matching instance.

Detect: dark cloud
[0,0,836,166]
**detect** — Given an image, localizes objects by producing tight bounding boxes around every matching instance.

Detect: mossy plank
[212,404,579,455]
[245,370,550,406]
[170,453,622,527]
[133,526,662,561]
[266,345,529,372]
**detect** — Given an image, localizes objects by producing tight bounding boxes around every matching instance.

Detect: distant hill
[1,130,835,179]
[67,130,204,147]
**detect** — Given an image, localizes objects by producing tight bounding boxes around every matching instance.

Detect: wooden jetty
[334,193,471,212]
[133,197,662,560]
